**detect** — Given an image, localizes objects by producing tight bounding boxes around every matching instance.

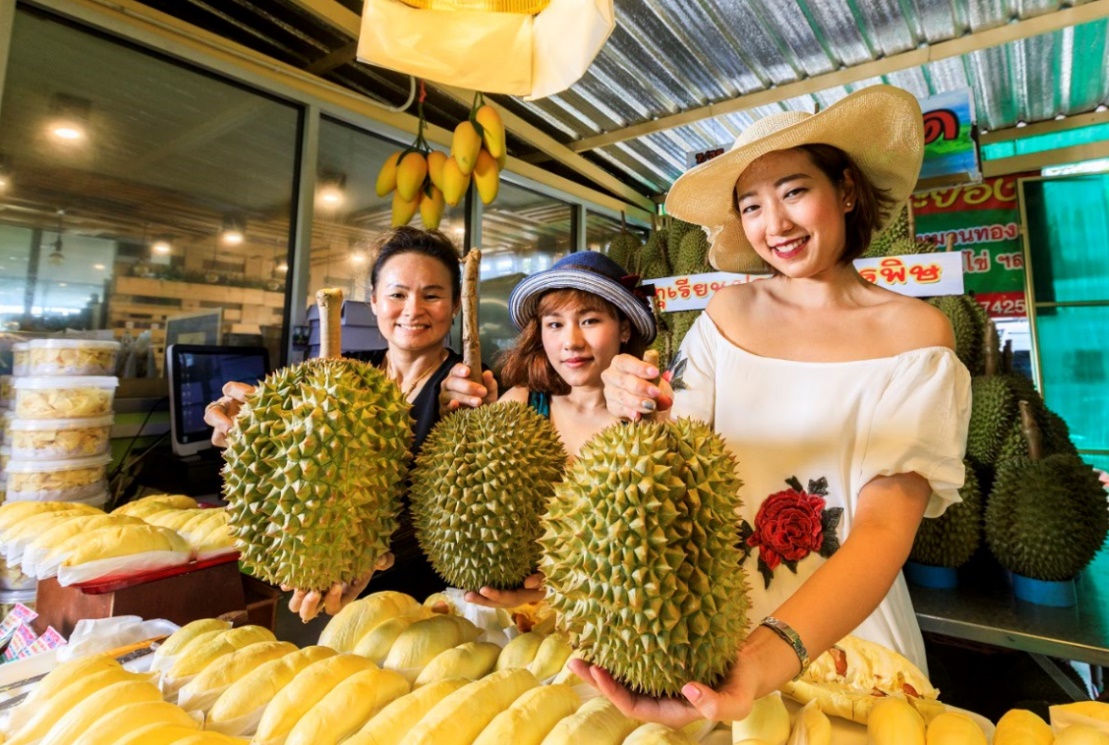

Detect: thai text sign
[911,174,1030,318]
[652,253,964,312]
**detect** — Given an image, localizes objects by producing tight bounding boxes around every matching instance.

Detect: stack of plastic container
[1,339,120,609]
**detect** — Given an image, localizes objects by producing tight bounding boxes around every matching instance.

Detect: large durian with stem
[984,402,1109,581]
[862,205,911,258]
[410,250,568,591]
[909,461,982,568]
[674,229,710,277]
[928,295,989,376]
[605,213,642,272]
[965,322,1018,470]
[540,351,748,697]
[222,289,412,594]
[667,217,699,270]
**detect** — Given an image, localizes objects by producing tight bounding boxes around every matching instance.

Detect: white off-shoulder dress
[670,314,972,674]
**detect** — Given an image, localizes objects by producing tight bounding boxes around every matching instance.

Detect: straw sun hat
[665,85,925,274]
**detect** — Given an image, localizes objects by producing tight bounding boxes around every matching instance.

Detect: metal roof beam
[570,0,1109,154]
[285,0,656,209]
[980,109,1109,144]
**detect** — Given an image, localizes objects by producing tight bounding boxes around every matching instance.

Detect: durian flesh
[410,402,566,591]
[222,358,412,590]
[540,417,749,697]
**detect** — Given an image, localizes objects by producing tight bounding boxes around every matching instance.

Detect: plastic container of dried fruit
[0,445,10,473]
[0,411,10,444]
[0,375,12,410]
[0,557,35,591]
[11,376,118,420]
[4,453,112,502]
[11,341,29,377]
[8,415,114,460]
[28,339,121,376]
[0,588,37,618]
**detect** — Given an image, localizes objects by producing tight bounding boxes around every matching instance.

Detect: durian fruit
[413,641,501,687]
[540,383,748,697]
[354,610,436,664]
[472,683,580,745]
[637,230,671,279]
[966,324,1018,469]
[4,654,122,734]
[114,724,209,745]
[68,701,199,745]
[35,680,164,745]
[177,641,297,713]
[166,625,276,681]
[222,288,412,595]
[995,366,1079,461]
[405,668,538,745]
[863,205,911,258]
[540,696,638,745]
[525,633,573,681]
[410,402,566,591]
[1056,726,1109,745]
[867,696,925,745]
[625,723,699,745]
[112,493,198,515]
[929,295,988,376]
[669,310,700,353]
[925,712,987,745]
[1054,701,1109,722]
[318,591,422,653]
[207,645,336,735]
[909,460,981,568]
[383,614,480,674]
[674,228,710,276]
[984,403,1109,582]
[410,249,568,591]
[0,500,102,533]
[648,310,674,371]
[606,217,642,272]
[667,217,699,270]
[732,691,790,745]
[344,678,469,745]
[993,709,1053,745]
[496,631,545,670]
[284,668,411,745]
[786,700,831,745]
[253,653,376,744]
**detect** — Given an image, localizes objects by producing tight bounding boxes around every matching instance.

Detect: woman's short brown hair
[499,288,647,396]
[796,143,898,263]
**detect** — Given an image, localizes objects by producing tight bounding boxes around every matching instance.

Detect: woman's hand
[463,572,545,608]
[601,354,674,422]
[569,652,759,730]
[283,552,395,623]
[203,381,255,447]
[439,363,498,416]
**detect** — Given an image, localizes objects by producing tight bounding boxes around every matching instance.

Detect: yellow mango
[419,186,445,231]
[427,150,448,192]
[474,105,505,160]
[375,150,403,197]
[451,121,482,175]
[396,151,428,201]
[441,156,470,207]
[473,149,500,205]
[391,190,420,227]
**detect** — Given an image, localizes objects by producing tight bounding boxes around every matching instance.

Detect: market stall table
[910,548,1109,700]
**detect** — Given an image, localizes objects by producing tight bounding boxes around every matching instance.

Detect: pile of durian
[907,300,1107,583]
[0,496,236,585]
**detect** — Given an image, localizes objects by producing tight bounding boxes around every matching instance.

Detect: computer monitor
[166,344,270,457]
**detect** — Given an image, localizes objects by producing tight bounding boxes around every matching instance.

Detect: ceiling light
[350,251,367,265]
[59,282,68,287]
[48,94,91,142]
[0,175,8,192]
[151,238,172,255]
[93,263,106,270]
[47,210,65,266]
[317,171,346,209]
[276,261,288,272]
[220,214,246,246]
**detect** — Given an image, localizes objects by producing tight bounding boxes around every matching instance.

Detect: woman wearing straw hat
[440,250,657,606]
[589,85,971,726]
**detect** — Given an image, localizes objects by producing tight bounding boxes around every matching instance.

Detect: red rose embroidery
[747,488,826,571]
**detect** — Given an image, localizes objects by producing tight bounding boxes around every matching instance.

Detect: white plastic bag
[53,550,192,586]
[58,616,180,665]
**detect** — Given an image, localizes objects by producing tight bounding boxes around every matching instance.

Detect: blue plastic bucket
[1012,573,1077,607]
[903,562,958,589]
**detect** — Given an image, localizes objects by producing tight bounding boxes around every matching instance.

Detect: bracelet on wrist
[759,616,810,680]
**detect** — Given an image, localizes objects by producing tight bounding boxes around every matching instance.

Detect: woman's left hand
[284,552,395,622]
[463,572,546,608]
[439,363,498,416]
[568,653,759,730]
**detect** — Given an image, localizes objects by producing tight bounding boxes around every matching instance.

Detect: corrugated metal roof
[126,0,1109,201]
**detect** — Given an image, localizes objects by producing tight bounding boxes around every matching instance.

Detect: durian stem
[1002,339,1013,375]
[643,349,662,422]
[907,203,916,239]
[462,249,482,386]
[316,288,344,360]
[1019,400,1043,461]
[944,233,956,253]
[620,210,627,233]
[983,319,999,378]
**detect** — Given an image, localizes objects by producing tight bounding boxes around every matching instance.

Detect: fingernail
[642,399,656,411]
[647,386,660,398]
[682,684,701,702]
[647,367,659,378]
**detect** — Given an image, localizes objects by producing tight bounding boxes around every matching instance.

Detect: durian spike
[983,319,1000,378]
[1002,339,1014,375]
[462,248,483,386]
[316,288,344,360]
[1019,400,1043,461]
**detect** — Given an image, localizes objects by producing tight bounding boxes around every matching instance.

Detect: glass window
[479,182,573,373]
[308,116,465,331]
[0,8,301,375]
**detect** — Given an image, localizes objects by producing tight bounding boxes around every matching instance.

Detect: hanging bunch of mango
[376,83,506,229]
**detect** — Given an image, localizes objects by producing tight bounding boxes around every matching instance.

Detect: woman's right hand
[439,363,498,417]
[203,381,255,447]
[601,354,673,421]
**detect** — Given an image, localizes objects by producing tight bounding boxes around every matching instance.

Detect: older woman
[592,85,971,726]
[206,226,465,620]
